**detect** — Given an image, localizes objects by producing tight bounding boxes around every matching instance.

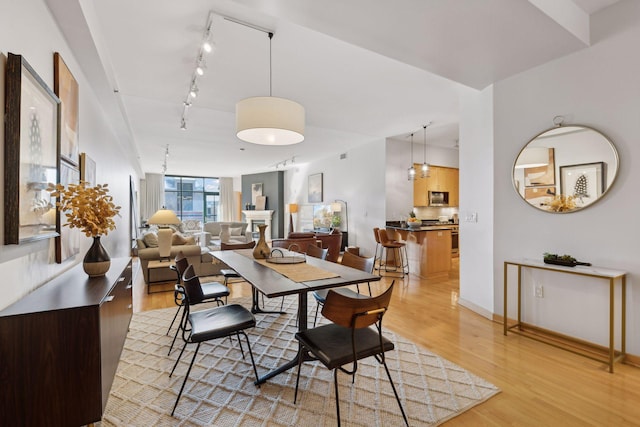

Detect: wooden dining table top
[212,249,380,298]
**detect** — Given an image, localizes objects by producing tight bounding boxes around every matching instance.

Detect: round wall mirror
[513,124,619,213]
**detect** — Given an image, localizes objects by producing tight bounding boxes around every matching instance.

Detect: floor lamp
[288,203,298,235]
[148,208,181,260]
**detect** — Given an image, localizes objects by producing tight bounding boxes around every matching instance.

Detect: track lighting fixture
[180,11,214,130]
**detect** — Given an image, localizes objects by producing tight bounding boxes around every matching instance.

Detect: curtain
[219,177,235,221]
[143,173,165,220]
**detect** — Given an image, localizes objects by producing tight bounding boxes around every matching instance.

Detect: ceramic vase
[83,236,111,277]
[252,224,270,259]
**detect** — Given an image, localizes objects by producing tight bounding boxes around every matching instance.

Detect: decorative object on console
[253,224,270,259]
[288,203,298,234]
[48,182,121,276]
[147,208,181,260]
[236,31,304,145]
[543,253,591,267]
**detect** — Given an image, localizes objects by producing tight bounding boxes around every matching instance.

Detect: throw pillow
[143,232,158,248]
[185,236,196,245]
[230,226,243,236]
[172,232,188,245]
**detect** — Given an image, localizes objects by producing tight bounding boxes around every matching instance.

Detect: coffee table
[212,249,380,385]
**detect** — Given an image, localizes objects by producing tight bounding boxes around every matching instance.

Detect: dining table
[211,248,381,385]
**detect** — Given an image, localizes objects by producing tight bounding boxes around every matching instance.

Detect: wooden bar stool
[377,228,409,277]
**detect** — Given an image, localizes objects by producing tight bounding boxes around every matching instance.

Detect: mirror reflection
[513,125,619,213]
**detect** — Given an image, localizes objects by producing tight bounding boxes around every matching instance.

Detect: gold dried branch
[546,194,576,212]
[47,181,121,237]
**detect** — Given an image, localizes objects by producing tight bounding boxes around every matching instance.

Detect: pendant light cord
[268,32,273,96]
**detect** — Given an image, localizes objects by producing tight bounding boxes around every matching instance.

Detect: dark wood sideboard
[0,257,133,426]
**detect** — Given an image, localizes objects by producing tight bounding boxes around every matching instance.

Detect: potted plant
[48,182,121,276]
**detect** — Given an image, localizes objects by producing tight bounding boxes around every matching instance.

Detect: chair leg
[170,341,188,377]
[294,346,305,404]
[382,360,409,426]
[168,308,187,355]
[239,331,259,384]
[171,342,201,416]
[312,301,322,327]
[166,304,183,335]
[334,369,342,427]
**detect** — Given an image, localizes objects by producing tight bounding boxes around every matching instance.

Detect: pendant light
[407,133,416,181]
[236,32,305,145]
[421,123,431,178]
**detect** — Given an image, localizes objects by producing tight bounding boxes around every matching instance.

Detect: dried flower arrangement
[48,182,121,237]
[546,194,576,212]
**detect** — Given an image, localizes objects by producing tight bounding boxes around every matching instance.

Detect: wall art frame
[560,161,605,209]
[308,173,323,203]
[80,152,96,186]
[54,52,79,166]
[56,160,80,263]
[4,53,60,244]
[251,182,263,205]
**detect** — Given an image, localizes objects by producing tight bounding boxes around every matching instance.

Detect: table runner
[235,249,339,282]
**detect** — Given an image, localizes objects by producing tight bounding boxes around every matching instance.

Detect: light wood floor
[131,258,640,426]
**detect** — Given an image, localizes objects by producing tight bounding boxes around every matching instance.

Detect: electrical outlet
[535,285,544,298]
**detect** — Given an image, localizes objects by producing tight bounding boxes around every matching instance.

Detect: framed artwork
[560,162,605,208]
[308,173,323,203]
[524,186,555,201]
[251,182,263,205]
[54,52,79,166]
[56,161,80,263]
[80,152,96,185]
[524,148,555,187]
[4,53,60,244]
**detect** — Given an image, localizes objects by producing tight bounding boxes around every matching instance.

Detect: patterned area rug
[101,296,499,426]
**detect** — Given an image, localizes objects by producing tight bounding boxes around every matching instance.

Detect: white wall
[491,1,640,352]
[285,138,386,257]
[0,0,139,310]
[458,86,495,318]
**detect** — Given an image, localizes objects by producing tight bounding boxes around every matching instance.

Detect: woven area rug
[101,296,499,426]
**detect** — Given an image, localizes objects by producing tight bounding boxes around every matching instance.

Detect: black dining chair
[311,251,375,327]
[293,282,408,426]
[170,264,259,416]
[167,252,230,355]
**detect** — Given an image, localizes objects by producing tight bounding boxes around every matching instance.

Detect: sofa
[273,230,343,262]
[136,231,221,284]
[202,221,251,248]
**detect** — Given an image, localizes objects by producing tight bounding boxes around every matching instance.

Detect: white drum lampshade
[236,96,305,145]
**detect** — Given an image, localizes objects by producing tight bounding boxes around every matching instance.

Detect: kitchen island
[386,224,455,278]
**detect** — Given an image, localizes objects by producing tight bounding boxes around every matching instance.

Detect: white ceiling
[45,0,620,177]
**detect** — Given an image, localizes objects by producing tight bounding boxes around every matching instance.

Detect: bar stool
[377,228,409,277]
[372,227,382,272]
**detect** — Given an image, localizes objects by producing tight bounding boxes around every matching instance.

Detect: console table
[0,258,133,425]
[504,259,627,372]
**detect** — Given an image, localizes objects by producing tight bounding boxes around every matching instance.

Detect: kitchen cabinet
[413,165,459,206]
[0,258,133,426]
[390,227,452,278]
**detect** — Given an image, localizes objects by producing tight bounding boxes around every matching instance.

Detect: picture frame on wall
[56,161,80,263]
[308,173,323,203]
[560,162,605,208]
[4,53,60,244]
[54,52,80,166]
[80,152,96,186]
[251,182,263,205]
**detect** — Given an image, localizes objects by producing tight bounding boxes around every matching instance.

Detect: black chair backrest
[221,240,256,250]
[306,244,328,260]
[181,264,205,304]
[340,251,375,274]
[175,254,190,279]
[322,282,394,329]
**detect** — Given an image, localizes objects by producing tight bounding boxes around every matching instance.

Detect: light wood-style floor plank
[130,258,640,426]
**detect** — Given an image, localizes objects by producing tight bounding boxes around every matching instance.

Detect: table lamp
[288,203,298,234]
[148,208,181,259]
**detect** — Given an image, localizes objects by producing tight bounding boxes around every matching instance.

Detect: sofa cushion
[172,232,187,245]
[230,226,243,236]
[143,232,158,248]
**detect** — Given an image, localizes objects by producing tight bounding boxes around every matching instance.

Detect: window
[164,175,219,223]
